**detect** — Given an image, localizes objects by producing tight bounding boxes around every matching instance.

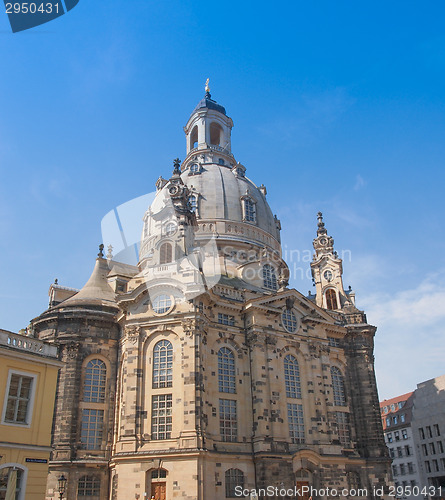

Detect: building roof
[380,391,414,409]
[192,94,226,116]
[54,256,118,310]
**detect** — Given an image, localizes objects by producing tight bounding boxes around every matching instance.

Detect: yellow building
[0,329,62,500]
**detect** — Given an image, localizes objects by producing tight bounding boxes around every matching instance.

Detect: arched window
[84,359,107,403]
[218,347,236,393]
[190,125,198,150]
[0,466,24,500]
[210,122,223,146]
[225,469,244,498]
[78,475,101,498]
[262,264,278,290]
[160,242,172,264]
[325,289,338,310]
[153,340,173,388]
[189,163,200,174]
[331,366,346,406]
[282,308,297,333]
[284,355,301,399]
[243,198,256,223]
[189,195,198,213]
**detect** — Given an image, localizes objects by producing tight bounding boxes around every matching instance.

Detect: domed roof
[179,164,280,242]
[192,94,226,116]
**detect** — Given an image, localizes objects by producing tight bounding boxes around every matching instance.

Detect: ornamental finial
[205,78,211,98]
[316,211,327,236]
[98,244,104,257]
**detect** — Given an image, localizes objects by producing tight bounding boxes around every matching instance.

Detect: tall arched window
[153,340,173,388]
[160,242,172,264]
[263,264,278,290]
[331,366,346,406]
[78,475,101,499]
[243,198,256,223]
[84,359,106,403]
[325,289,338,310]
[284,355,301,399]
[218,347,236,393]
[210,122,223,146]
[190,125,198,150]
[225,469,244,498]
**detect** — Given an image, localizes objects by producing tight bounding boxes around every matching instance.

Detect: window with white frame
[153,340,173,389]
[0,466,24,500]
[284,355,301,399]
[80,409,104,449]
[287,403,305,443]
[151,394,172,440]
[219,399,237,442]
[218,347,236,394]
[2,371,37,426]
[262,264,278,290]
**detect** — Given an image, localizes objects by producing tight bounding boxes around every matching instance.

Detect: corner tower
[311,212,355,310]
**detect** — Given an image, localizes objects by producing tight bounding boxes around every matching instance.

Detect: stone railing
[0,330,58,358]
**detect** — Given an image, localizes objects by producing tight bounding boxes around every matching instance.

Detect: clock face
[324,270,333,282]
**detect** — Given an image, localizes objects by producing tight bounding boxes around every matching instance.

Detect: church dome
[179,163,280,244]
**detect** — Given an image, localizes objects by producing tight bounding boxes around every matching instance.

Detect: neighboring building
[0,329,62,500]
[411,376,445,494]
[381,375,445,500]
[29,87,391,500]
[380,393,420,499]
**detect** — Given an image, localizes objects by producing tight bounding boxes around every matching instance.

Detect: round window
[152,294,173,314]
[323,270,333,282]
[282,308,298,333]
[164,222,177,236]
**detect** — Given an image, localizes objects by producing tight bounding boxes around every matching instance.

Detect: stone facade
[30,89,391,500]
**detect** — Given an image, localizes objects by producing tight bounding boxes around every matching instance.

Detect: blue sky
[1,1,445,400]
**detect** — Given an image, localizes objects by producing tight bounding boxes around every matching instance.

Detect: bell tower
[183,79,233,156]
[311,212,354,310]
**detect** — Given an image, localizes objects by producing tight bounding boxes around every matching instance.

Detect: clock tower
[311,212,355,310]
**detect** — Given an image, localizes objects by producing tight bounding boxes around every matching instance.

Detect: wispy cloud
[361,270,445,399]
[354,174,365,191]
[255,87,356,147]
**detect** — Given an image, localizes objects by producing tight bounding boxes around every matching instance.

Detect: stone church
[30,87,391,500]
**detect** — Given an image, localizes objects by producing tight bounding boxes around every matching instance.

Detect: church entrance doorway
[150,481,166,500]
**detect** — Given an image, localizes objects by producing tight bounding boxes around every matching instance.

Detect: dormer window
[242,198,256,223]
[189,163,200,174]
